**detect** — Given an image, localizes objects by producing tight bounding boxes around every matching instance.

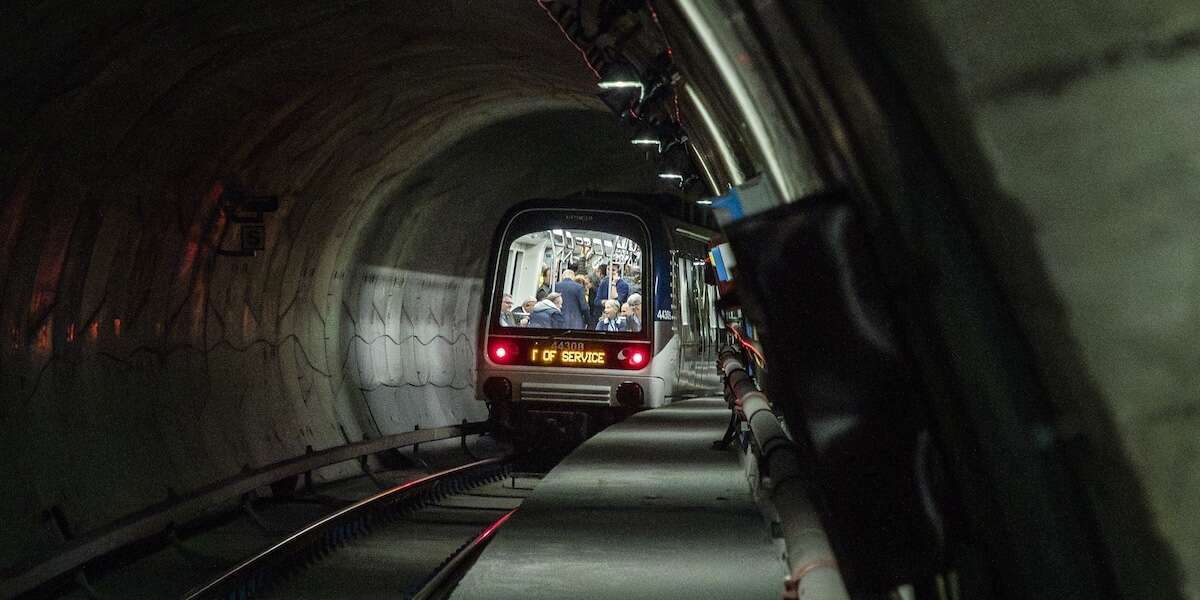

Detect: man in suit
[588,263,604,293]
[592,263,630,320]
[498,294,517,327]
[586,263,605,328]
[622,298,641,333]
[553,269,589,329]
[596,299,627,331]
[627,266,642,296]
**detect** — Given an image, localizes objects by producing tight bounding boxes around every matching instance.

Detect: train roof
[500,192,718,251]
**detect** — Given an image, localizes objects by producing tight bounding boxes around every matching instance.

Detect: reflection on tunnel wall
[343,268,483,434]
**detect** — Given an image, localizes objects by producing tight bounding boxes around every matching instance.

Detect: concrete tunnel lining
[0,1,664,572]
[6,1,1200,596]
[868,2,1200,595]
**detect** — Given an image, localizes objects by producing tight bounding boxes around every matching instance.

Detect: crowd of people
[498,262,644,332]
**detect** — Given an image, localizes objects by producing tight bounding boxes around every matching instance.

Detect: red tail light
[489,340,517,364]
[619,346,650,369]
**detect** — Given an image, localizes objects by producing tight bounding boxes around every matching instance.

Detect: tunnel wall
[873,2,1200,597]
[0,1,660,574]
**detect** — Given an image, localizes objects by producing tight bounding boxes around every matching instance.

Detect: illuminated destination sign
[530,346,607,367]
[487,337,649,370]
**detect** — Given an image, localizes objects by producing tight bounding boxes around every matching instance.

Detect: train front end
[476,199,675,439]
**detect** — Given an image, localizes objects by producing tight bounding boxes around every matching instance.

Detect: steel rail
[411,508,518,600]
[3,421,489,599]
[182,456,511,600]
[718,350,849,600]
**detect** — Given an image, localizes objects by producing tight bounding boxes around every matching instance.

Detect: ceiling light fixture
[598,80,645,103]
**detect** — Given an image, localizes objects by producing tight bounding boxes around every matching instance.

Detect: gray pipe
[719,350,849,600]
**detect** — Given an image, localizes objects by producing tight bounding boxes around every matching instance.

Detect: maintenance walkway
[453,398,787,599]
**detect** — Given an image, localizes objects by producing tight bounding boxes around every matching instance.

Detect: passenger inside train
[497,228,644,333]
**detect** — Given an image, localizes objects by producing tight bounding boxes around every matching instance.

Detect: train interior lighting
[497,227,645,335]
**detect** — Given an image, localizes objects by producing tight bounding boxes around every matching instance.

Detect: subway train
[476,194,718,439]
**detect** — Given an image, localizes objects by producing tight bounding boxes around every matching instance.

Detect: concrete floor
[453,399,786,600]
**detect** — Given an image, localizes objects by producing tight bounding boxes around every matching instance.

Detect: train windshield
[497,228,645,334]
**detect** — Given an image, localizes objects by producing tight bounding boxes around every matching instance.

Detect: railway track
[182,456,543,600]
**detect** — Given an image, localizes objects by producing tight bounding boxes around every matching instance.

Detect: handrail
[183,456,510,599]
[2,420,490,599]
[718,350,849,600]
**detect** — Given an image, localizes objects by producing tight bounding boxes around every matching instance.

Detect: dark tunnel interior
[4,1,1200,599]
[1,1,670,570]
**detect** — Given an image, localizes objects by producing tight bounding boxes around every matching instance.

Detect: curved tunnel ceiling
[0,1,667,570]
[10,2,1200,597]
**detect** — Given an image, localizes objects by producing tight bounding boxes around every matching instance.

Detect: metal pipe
[719,349,849,600]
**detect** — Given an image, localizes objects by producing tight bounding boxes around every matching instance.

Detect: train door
[668,238,722,397]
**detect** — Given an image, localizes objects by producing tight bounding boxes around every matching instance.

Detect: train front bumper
[477,367,668,409]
